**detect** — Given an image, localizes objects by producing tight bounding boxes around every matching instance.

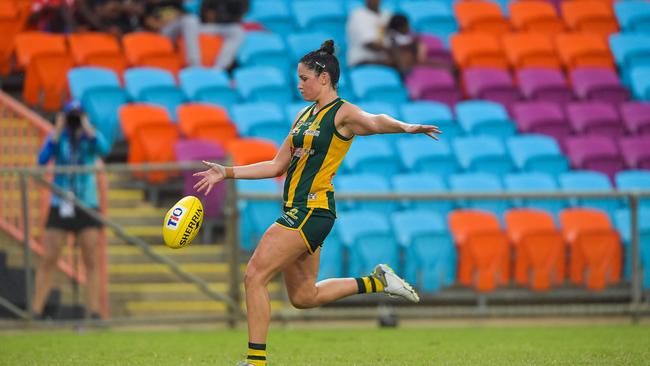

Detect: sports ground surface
[2,324,649,365]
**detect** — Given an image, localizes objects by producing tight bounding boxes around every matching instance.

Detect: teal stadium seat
[391,173,454,216]
[334,173,399,214]
[616,169,650,209]
[349,65,408,105]
[449,172,510,217]
[614,1,650,34]
[124,67,186,119]
[559,170,619,218]
[608,33,650,85]
[231,102,289,147]
[400,101,463,140]
[246,0,295,37]
[454,100,516,138]
[614,208,650,285]
[317,224,345,280]
[630,66,650,100]
[504,172,564,216]
[396,135,459,176]
[179,67,239,108]
[506,134,569,174]
[398,0,457,43]
[291,1,347,44]
[233,66,293,105]
[236,32,290,74]
[343,138,401,175]
[453,135,514,175]
[236,179,282,251]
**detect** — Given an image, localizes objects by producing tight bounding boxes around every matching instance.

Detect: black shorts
[275,206,336,254]
[45,205,103,233]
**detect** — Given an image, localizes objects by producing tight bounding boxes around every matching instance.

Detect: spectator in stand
[28,0,79,33]
[346,0,392,68]
[33,101,110,320]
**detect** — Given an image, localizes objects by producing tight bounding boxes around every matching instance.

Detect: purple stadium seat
[463,67,521,107]
[569,67,630,103]
[566,101,625,137]
[619,102,650,135]
[619,136,650,170]
[405,66,462,107]
[516,68,574,104]
[419,34,454,68]
[565,136,624,180]
[175,139,227,220]
[511,101,572,147]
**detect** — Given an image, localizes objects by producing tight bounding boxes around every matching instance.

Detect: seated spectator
[346,0,392,68]
[28,0,79,33]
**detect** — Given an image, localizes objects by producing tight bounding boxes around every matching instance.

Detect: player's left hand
[404,124,442,140]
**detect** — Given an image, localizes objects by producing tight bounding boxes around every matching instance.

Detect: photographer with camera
[33,101,110,320]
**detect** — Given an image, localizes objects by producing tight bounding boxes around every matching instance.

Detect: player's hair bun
[319,40,335,55]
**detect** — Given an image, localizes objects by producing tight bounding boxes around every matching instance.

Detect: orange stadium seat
[226,138,278,166]
[449,210,510,291]
[509,0,566,35]
[505,209,565,291]
[122,32,184,75]
[68,32,127,78]
[177,103,237,147]
[177,33,224,67]
[501,33,561,70]
[555,33,615,70]
[560,208,622,290]
[14,32,73,111]
[0,1,24,75]
[450,33,508,69]
[455,1,511,35]
[560,1,618,36]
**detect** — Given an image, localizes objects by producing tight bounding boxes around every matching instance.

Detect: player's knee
[289,292,317,309]
[244,265,265,289]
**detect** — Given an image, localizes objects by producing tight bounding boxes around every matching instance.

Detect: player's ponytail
[299,39,340,90]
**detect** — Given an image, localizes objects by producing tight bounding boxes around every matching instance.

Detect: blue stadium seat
[246,1,295,37]
[616,170,650,209]
[124,67,186,119]
[337,210,399,275]
[231,102,289,146]
[608,33,650,85]
[559,170,619,218]
[396,135,458,176]
[349,65,409,105]
[504,172,564,216]
[233,66,292,105]
[237,32,290,73]
[286,101,311,122]
[454,100,516,138]
[318,224,345,280]
[391,209,456,292]
[400,101,462,140]
[343,138,401,175]
[614,208,650,285]
[507,134,569,174]
[630,67,650,100]
[614,1,650,34]
[449,172,509,217]
[398,1,457,42]
[334,173,399,214]
[67,67,127,145]
[354,101,400,145]
[453,136,514,175]
[291,1,347,44]
[287,31,336,64]
[179,67,239,108]
[237,179,282,251]
[391,173,454,215]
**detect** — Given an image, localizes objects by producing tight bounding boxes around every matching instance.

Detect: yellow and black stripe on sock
[355,276,384,294]
[246,342,267,366]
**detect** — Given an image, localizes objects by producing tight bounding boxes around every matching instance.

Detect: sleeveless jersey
[283,98,352,213]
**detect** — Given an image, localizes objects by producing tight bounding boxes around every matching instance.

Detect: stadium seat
[124,67,186,119]
[566,101,625,137]
[291,1,346,42]
[391,173,454,214]
[569,67,630,103]
[560,208,622,290]
[177,33,224,68]
[286,101,311,122]
[555,33,614,70]
[236,179,282,251]
[400,101,462,140]
[509,0,565,34]
[561,0,618,36]
[396,135,458,176]
[450,33,508,69]
[0,1,24,75]
[516,68,574,104]
[231,102,288,147]
[630,67,650,101]
[608,33,650,85]
[504,172,564,215]
[507,134,569,175]
[122,32,183,74]
[15,32,73,111]
[615,170,650,209]
[449,209,510,291]
[317,224,345,280]
[559,170,618,218]
[179,67,239,108]
[501,33,561,70]
[237,32,290,73]
[619,136,650,170]
[399,1,457,41]
[246,0,294,37]
[391,210,456,292]
[449,172,509,217]
[504,209,565,291]
[343,138,400,175]
[419,34,454,68]
[454,100,516,139]
[287,31,335,64]
[619,102,650,135]
[614,0,650,34]
[462,67,521,107]
[404,66,462,107]
[177,103,237,147]
[564,136,624,181]
[349,65,408,105]
[233,66,292,105]
[225,138,278,166]
[614,208,650,284]
[510,102,572,146]
[334,173,398,214]
[67,32,127,77]
[337,210,398,275]
[453,136,513,175]
[454,1,510,35]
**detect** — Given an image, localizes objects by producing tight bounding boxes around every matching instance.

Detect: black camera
[66,111,82,131]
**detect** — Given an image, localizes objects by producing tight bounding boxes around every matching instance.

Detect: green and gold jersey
[283,97,352,213]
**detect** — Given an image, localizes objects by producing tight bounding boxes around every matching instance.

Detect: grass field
[2,325,650,365]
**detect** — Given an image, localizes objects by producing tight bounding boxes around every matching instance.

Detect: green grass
[2,325,650,365]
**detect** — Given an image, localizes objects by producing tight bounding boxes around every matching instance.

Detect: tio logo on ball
[166,207,184,230]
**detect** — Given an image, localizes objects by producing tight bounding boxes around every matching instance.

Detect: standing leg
[32,229,67,315]
[201,23,245,70]
[78,227,100,317]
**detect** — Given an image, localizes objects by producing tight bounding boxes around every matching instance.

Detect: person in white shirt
[346,0,392,67]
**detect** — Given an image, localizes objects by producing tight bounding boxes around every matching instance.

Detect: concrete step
[118,300,286,318]
[108,263,241,283]
[108,244,225,264]
[108,282,282,302]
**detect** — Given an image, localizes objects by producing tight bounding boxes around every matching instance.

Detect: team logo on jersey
[304,129,320,137]
[292,148,315,158]
[308,192,318,200]
[166,207,184,230]
[291,128,300,136]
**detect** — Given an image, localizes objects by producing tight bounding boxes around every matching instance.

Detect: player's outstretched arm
[338,103,442,140]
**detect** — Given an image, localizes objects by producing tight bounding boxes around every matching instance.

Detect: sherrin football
[163,196,204,249]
